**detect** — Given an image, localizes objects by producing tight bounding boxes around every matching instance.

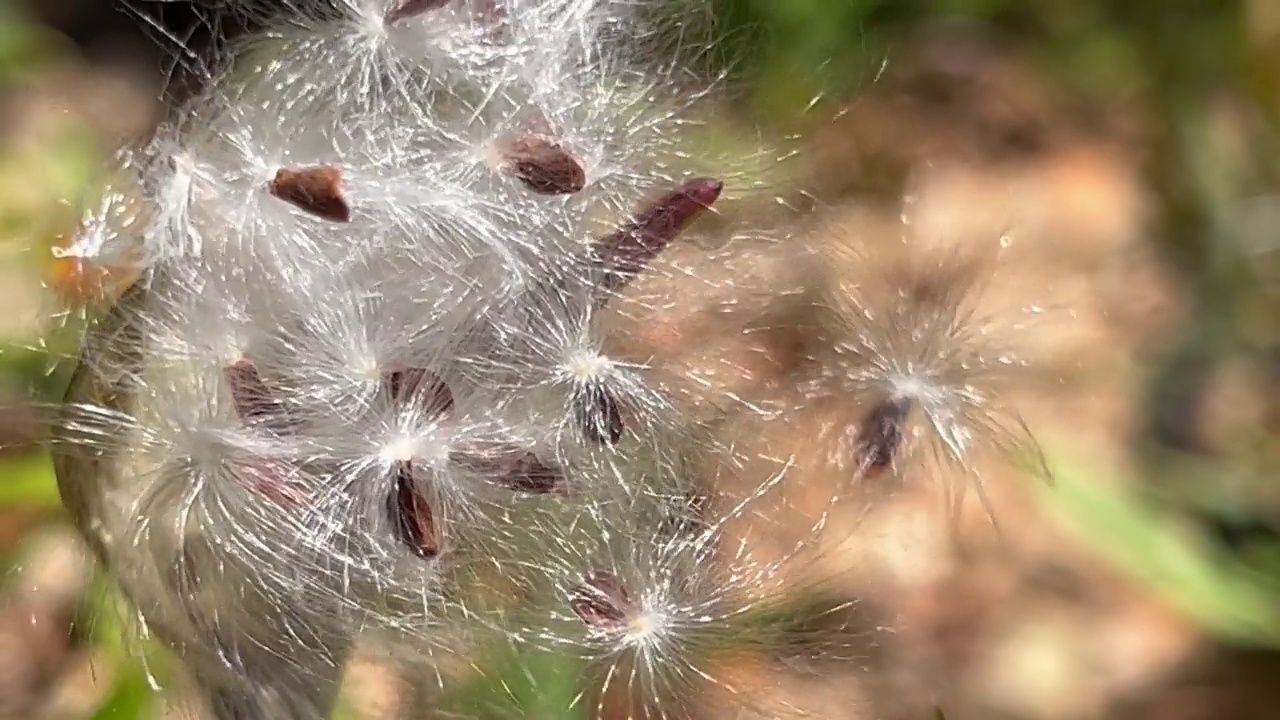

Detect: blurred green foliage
[434,643,587,719]
[0,450,61,507]
[0,1,75,85]
[1040,445,1280,647]
[704,0,1148,123]
[0,4,152,718]
[89,668,156,720]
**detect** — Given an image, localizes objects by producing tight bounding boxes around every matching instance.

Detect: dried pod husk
[51,276,355,718]
[46,253,142,309]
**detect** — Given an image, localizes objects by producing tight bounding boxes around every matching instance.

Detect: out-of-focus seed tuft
[856,396,913,475]
[268,166,352,223]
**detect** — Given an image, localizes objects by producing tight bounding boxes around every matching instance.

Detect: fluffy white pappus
[242,269,468,418]
[455,281,686,453]
[488,481,860,720]
[47,0,757,321]
[49,368,364,685]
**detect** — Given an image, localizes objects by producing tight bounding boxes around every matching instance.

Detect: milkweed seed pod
[39,1,1050,718]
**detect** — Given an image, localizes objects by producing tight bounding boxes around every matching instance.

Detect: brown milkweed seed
[570,571,632,631]
[574,381,624,446]
[268,166,351,223]
[386,367,454,419]
[857,396,913,475]
[450,444,565,494]
[593,177,723,296]
[223,358,279,423]
[385,0,451,25]
[499,135,587,195]
[389,468,440,559]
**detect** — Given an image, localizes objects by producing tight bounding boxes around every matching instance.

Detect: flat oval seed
[500,136,587,195]
[268,166,351,223]
[223,358,278,423]
[570,571,632,631]
[385,367,454,418]
[237,460,311,506]
[388,468,440,559]
[451,444,565,494]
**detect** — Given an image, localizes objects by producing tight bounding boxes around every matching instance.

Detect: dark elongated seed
[570,571,632,631]
[385,0,450,25]
[857,396,913,474]
[574,381,623,446]
[386,367,454,418]
[268,166,351,222]
[593,178,723,296]
[500,135,586,195]
[223,358,278,423]
[450,444,564,494]
[389,467,439,559]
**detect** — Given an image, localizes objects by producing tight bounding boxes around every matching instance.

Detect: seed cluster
[40,1,1050,718]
